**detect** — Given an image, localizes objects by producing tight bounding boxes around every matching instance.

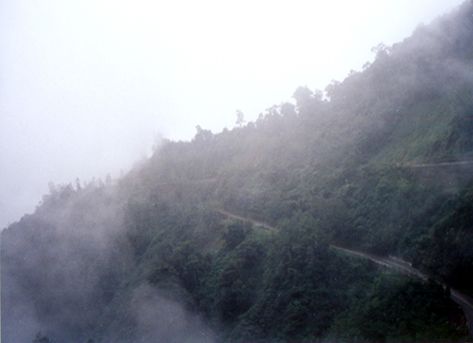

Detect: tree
[194,125,213,142]
[236,110,245,127]
[293,86,313,107]
[371,42,391,59]
[75,177,82,191]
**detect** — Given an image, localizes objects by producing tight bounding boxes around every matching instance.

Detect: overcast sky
[0,0,465,229]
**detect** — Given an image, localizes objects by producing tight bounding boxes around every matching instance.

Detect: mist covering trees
[3,1,473,342]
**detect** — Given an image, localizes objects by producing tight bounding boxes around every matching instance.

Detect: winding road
[330,245,473,337]
[400,160,473,169]
[216,208,473,336]
[216,209,276,231]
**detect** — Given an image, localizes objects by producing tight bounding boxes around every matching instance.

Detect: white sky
[0,0,465,228]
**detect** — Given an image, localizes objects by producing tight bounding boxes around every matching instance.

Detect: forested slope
[3,2,473,342]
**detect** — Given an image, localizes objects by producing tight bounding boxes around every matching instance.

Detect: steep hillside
[3,2,473,342]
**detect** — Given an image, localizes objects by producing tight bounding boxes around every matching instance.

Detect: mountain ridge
[3,2,473,342]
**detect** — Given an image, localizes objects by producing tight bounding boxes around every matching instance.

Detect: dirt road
[215,209,473,336]
[402,160,473,168]
[330,244,473,336]
[216,209,276,231]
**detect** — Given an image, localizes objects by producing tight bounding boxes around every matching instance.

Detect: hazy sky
[0,0,465,228]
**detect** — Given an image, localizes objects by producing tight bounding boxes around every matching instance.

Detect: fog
[1,181,216,342]
[2,2,473,341]
[126,284,215,343]
[0,0,464,228]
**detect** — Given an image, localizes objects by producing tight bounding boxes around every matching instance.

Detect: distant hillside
[3,2,473,342]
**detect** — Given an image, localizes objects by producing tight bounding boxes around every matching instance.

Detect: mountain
[3,2,473,342]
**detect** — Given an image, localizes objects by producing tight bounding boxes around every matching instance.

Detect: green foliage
[5,3,473,342]
[330,276,467,342]
[415,185,473,291]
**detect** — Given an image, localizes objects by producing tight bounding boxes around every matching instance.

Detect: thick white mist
[0,0,465,228]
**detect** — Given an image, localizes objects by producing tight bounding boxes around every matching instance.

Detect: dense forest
[3,2,473,342]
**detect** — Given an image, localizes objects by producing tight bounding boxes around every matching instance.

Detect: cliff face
[3,2,473,342]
